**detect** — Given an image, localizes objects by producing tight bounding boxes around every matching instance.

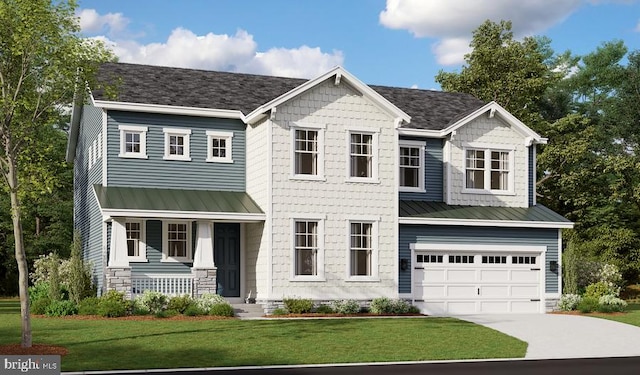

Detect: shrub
[136,291,168,315]
[283,298,314,314]
[183,304,206,316]
[168,295,194,314]
[195,293,227,313]
[271,307,288,316]
[598,264,623,297]
[30,297,52,315]
[209,303,235,317]
[77,297,100,315]
[314,304,334,314]
[407,305,421,314]
[45,300,77,317]
[155,309,179,318]
[584,281,617,300]
[558,294,582,311]
[577,296,600,313]
[67,232,96,304]
[97,290,130,317]
[332,299,360,314]
[598,295,627,313]
[369,297,393,314]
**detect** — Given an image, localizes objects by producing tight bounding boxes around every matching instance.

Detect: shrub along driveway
[459,313,640,359]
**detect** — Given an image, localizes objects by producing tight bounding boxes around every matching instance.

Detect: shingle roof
[93,62,485,131]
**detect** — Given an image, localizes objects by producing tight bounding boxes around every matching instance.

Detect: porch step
[232,303,265,319]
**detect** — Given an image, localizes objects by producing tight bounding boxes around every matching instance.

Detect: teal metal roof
[399,200,573,228]
[93,185,264,219]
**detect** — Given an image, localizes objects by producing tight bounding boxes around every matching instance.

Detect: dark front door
[214,223,241,297]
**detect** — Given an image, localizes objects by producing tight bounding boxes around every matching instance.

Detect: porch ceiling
[93,184,265,221]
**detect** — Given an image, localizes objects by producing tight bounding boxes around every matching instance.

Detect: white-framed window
[399,140,425,192]
[464,146,513,193]
[206,130,233,163]
[347,218,379,280]
[118,125,148,159]
[347,127,379,183]
[163,128,191,161]
[162,221,192,262]
[125,220,147,262]
[291,218,325,280]
[290,123,325,180]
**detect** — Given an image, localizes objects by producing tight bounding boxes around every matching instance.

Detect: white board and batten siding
[411,244,545,315]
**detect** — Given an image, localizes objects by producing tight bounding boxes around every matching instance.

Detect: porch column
[192,221,217,298]
[106,218,132,299]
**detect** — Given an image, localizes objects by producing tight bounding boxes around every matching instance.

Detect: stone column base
[106,267,132,300]
[192,268,217,298]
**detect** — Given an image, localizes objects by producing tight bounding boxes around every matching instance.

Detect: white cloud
[80,9,344,79]
[78,9,129,35]
[379,0,582,65]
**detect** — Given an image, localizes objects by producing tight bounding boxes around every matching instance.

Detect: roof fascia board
[93,100,246,120]
[398,128,444,138]
[399,217,574,229]
[245,66,411,125]
[102,209,266,222]
[442,101,547,144]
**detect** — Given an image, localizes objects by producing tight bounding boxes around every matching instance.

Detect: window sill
[345,277,380,282]
[399,187,426,193]
[345,178,380,184]
[289,276,326,282]
[118,153,148,159]
[163,156,192,162]
[128,258,148,263]
[462,188,515,196]
[206,158,234,163]
[290,175,326,181]
[161,258,193,263]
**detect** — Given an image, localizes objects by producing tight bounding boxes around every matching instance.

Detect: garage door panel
[511,285,539,298]
[422,285,446,298]
[511,269,539,282]
[424,269,445,282]
[447,285,477,298]
[447,301,476,315]
[481,285,509,297]
[480,301,509,313]
[447,269,476,282]
[480,269,509,282]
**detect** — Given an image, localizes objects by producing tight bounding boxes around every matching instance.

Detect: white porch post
[192,221,217,297]
[107,218,132,299]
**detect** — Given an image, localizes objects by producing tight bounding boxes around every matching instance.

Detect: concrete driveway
[459,314,640,359]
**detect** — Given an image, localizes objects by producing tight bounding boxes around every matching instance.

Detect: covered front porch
[94,184,265,300]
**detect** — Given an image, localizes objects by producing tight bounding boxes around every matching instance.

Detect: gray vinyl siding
[130,220,192,275]
[398,225,560,294]
[528,146,534,206]
[399,138,443,202]
[73,105,105,292]
[106,111,245,191]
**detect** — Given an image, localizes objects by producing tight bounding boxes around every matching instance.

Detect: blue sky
[77,0,640,90]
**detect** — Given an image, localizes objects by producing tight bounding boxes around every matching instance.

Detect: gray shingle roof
[93,62,485,131]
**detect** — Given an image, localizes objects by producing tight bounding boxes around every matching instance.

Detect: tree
[0,0,113,347]
[435,20,558,132]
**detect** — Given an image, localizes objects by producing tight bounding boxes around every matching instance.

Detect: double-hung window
[119,125,148,159]
[399,140,425,192]
[163,128,191,161]
[206,130,233,163]
[347,128,379,182]
[162,221,192,262]
[291,216,324,280]
[291,123,325,180]
[464,147,513,193]
[125,220,147,262]
[348,219,378,280]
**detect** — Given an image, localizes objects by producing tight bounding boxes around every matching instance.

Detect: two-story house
[66,62,572,315]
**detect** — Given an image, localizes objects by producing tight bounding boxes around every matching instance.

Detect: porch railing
[131,274,194,297]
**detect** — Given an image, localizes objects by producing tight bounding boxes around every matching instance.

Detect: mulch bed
[0,344,68,356]
[266,313,425,318]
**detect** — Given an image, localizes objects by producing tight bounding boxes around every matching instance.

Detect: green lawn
[595,303,640,327]
[0,299,526,372]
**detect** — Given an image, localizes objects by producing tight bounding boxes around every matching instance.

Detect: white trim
[397,128,444,138]
[102,109,108,186]
[346,217,380,281]
[399,217,574,229]
[445,141,452,204]
[206,130,234,163]
[267,119,274,299]
[558,229,563,294]
[102,209,265,222]
[290,123,325,180]
[240,223,246,300]
[462,145,515,195]
[399,140,426,192]
[393,133,400,297]
[125,219,148,262]
[532,146,537,206]
[346,128,380,183]
[289,216,326,282]
[118,125,148,159]
[93,100,246,120]
[410,243,546,253]
[161,220,193,263]
[163,128,191,161]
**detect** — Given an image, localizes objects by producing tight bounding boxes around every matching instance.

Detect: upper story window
[119,125,148,159]
[162,221,192,263]
[126,220,147,262]
[291,123,325,180]
[464,147,513,193]
[347,128,379,183]
[399,140,425,192]
[163,128,191,161]
[206,130,233,163]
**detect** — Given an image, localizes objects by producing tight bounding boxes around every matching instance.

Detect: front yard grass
[595,303,640,327]
[0,299,527,372]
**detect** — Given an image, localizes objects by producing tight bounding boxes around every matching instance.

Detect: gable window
[162,221,192,262]
[347,128,379,183]
[118,125,148,159]
[348,219,379,280]
[399,140,425,192]
[290,123,325,180]
[163,128,191,161]
[206,130,233,163]
[126,220,147,262]
[464,147,513,192]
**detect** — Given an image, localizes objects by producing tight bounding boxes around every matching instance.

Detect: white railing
[132,274,194,297]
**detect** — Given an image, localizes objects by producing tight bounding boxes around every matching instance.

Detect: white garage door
[413,252,542,315]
